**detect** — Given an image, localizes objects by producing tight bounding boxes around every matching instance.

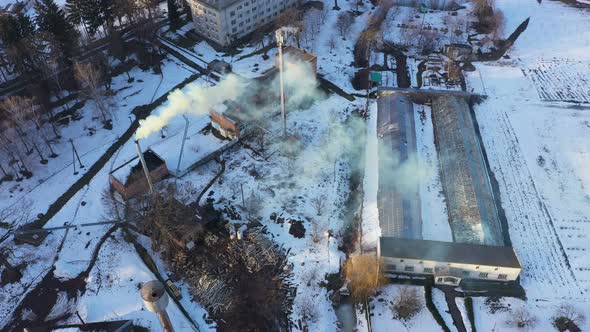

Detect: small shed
[275,46,318,76]
[109,149,169,200]
[207,59,232,74]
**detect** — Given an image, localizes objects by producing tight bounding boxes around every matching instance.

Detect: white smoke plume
[135,74,247,140]
[135,55,320,140]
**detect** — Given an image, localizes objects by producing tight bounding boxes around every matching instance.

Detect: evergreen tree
[65,0,89,35]
[80,0,100,35]
[167,0,180,31]
[35,0,79,66]
[98,0,114,29]
[0,13,40,73]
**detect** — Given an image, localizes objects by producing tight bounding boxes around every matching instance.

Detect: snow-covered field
[370,285,442,332]
[463,0,590,329]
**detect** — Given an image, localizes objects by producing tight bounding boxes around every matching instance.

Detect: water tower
[141,280,174,332]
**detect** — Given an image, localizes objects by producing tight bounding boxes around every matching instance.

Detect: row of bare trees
[0,58,112,181]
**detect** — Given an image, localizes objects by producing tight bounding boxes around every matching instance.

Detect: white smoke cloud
[135,74,247,140]
[135,56,321,140]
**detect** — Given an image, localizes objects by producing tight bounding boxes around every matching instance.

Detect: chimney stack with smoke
[135,140,154,194]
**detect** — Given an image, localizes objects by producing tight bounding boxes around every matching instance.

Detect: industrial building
[375,91,520,287]
[431,96,503,246]
[378,237,522,286]
[188,0,300,46]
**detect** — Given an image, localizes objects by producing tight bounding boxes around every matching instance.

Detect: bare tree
[505,307,538,330]
[276,8,304,47]
[0,199,32,244]
[344,255,384,301]
[299,295,319,327]
[327,35,337,52]
[390,286,422,322]
[336,11,354,38]
[310,195,326,216]
[74,62,111,124]
[552,304,586,332]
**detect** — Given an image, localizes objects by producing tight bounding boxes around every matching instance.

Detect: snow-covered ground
[370,285,442,332]
[0,56,196,222]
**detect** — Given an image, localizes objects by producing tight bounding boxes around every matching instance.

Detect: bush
[390,287,422,321]
[552,304,586,332]
[506,307,537,330]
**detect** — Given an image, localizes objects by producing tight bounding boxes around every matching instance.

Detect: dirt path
[443,291,467,332]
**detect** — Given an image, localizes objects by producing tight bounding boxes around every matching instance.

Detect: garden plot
[382,5,473,52]
[467,64,588,299]
[523,59,590,103]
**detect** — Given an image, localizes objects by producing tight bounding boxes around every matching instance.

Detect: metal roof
[379,237,521,268]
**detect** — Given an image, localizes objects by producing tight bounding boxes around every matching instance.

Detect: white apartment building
[188,0,300,46]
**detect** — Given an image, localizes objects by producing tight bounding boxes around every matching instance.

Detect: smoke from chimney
[135,58,320,140]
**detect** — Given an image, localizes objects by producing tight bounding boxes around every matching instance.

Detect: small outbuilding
[109,149,169,200]
[207,59,232,74]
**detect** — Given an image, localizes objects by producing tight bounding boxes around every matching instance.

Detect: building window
[462,270,470,277]
[230,11,235,16]
[498,274,508,280]
[387,264,396,271]
[479,272,488,278]
[400,259,404,262]
[423,267,433,273]
[404,266,414,272]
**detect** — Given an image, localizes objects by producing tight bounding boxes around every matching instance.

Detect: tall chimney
[141,280,174,332]
[275,29,287,137]
[135,140,154,194]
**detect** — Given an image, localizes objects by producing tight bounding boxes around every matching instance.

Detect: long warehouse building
[377,93,421,239]
[431,96,503,245]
